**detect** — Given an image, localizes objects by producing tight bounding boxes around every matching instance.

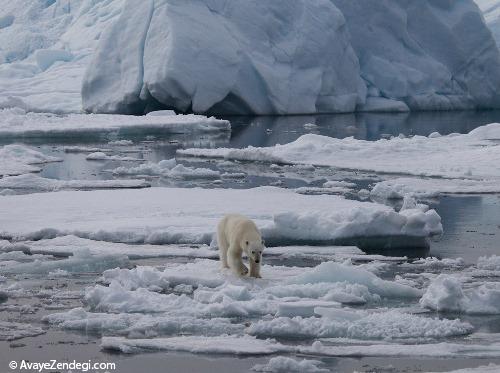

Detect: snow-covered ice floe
[99,336,500,358]
[179,124,500,180]
[0,174,150,191]
[0,143,61,176]
[0,249,129,275]
[101,335,288,355]
[44,259,475,352]
[371,178,500,200]
[18,236,404,265]
[0,187,441,248]
[180,123,500,196]
[0,108,229,137]
[23,235,217,260]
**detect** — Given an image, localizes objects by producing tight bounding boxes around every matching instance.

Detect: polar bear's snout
[248,243,263,263]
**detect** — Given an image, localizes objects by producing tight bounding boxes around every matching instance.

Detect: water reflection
[430,195,500,263]
[226,110,500,147]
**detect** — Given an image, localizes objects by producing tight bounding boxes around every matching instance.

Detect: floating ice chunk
[420,275,500,314]
[44,308,243,337]
[0,321,45,341]
[252,357,328,372]
[287,261,421,298]
[322,181,356,188]
[276,300,340,318]
[101,267,171,291]
[112,162,164,176]
[263,245,400,263]
[247,309,472,340]
[47,269,70,278]
[303,123,319,130]
[0,109,230,137]
[403,257,466,270]
[27,236,217,260]
[85,281,198,314]
[64,146,112,153]
[371,178,500,199]
[102,261,224,290]
[146,110,176,116]
[0,174,150,191]
[108,140,134,146]
[101,335,288,355]
[179,124,500,180]
[167,164,220,179]
[112,159,220,179]
[273,207,442,244]
[221,172,246,179]
[0,249,129,275]
[0,144,61,176]
[85,152,139,161]
[301,340,500,358]
[265,282,380,305]
[294,186,351,196]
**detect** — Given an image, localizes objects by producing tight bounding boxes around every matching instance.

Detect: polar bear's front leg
[228,247,248,276]
[249,259,261,278]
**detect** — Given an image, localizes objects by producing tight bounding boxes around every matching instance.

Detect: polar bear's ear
[261,239,265,246]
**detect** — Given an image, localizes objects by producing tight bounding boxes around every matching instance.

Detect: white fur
[217,214,264,278]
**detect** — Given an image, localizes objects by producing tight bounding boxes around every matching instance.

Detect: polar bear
[217,214,265,278]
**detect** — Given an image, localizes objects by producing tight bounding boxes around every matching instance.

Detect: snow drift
[81,0,500,115]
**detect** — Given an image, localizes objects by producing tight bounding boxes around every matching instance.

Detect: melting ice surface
[1,112,500,373]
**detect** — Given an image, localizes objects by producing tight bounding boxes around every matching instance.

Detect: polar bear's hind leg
[217,223,229,269]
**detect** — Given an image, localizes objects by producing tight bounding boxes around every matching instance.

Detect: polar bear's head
[244,239,265,264]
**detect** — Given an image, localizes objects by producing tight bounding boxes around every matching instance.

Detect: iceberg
[82,0,500,115]
[475,0,500,46]
[333,0,500,110]
[82,0,364,115]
